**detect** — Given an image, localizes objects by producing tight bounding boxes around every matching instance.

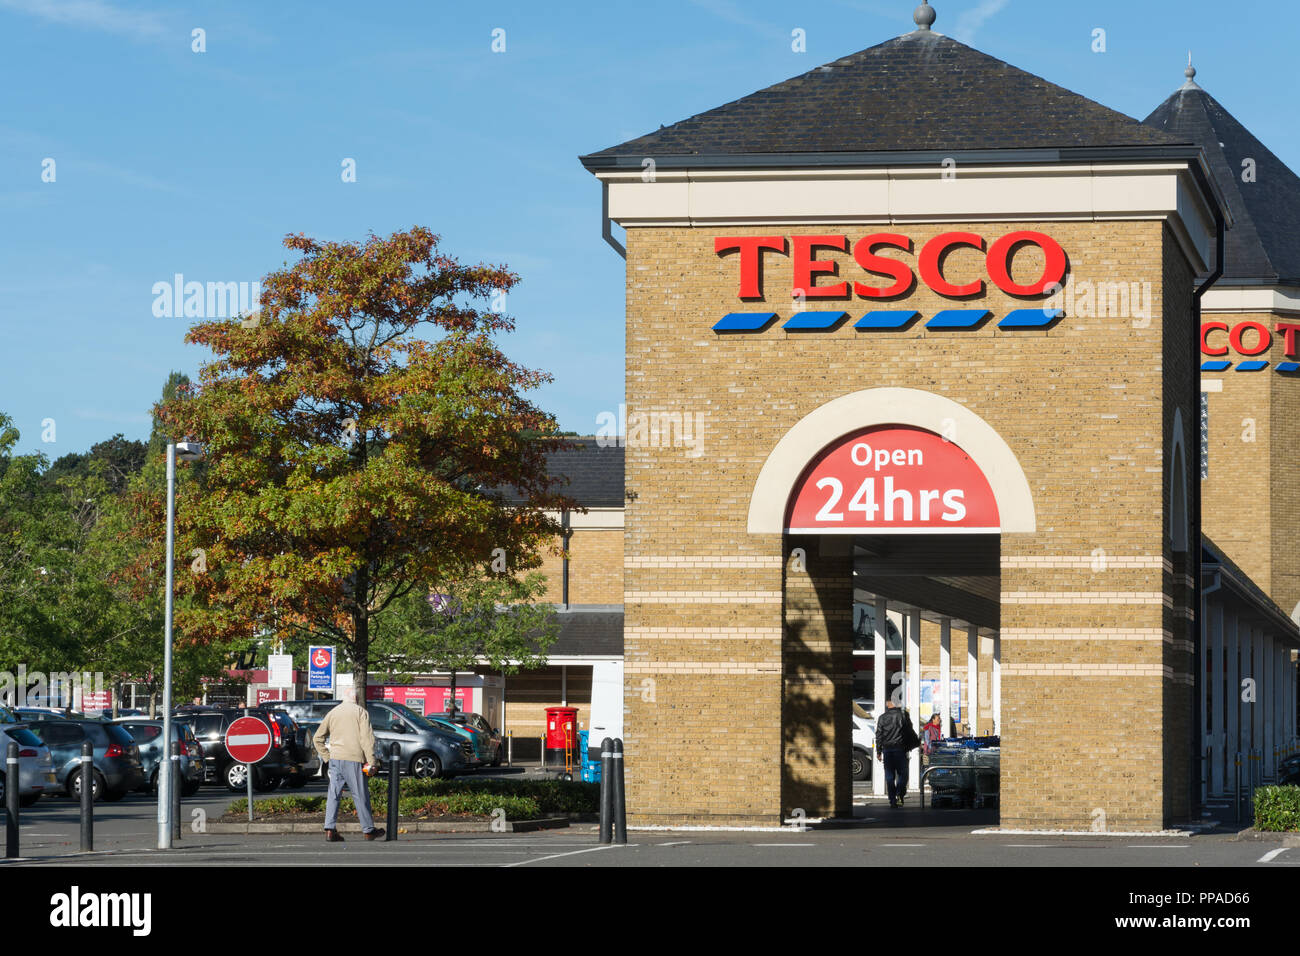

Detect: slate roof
[581,27,1190,169]
[1144,80,1300,285]
[501,437,624,509]
[544,606,624,658]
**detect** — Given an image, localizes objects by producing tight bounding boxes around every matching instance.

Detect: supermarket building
[565,2,1300,830]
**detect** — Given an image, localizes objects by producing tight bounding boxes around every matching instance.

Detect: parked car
[252,707,317,787]
[367,701,472,779]
[852,703,875,781]
[426,714,484,766]
[28,719,145,801]
[0,724,57,806]
[176,709,299,792]
[111,718,204,797]
[0,705,17,724]
[436,711,504,767]
[14,707,89,722]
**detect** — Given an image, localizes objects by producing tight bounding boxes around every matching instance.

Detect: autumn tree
[370,568,560,707]
[159,228,568,700]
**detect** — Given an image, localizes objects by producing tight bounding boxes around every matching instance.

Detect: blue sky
[1,0,1295,456]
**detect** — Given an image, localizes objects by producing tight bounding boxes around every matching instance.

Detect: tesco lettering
[715,230,1067,300]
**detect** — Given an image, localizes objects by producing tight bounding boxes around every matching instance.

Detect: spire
[913,1,936,31]
[1181,51,1202,91]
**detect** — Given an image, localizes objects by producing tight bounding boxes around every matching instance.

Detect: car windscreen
[189,714,223,736]
[0,706,16,723]
[6,727,42,747]
[123,724,162,741]
[383,702,442,733]
[104,724,137,747]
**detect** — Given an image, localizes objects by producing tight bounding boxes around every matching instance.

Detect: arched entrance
[751,388,1035,820]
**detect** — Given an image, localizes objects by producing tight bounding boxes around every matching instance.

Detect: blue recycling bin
[579,730,601,784]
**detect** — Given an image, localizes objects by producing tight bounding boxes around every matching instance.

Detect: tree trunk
[353,601,369,705]
[448,669,457,715]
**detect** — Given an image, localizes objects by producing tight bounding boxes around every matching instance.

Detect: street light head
[174,441,204,462]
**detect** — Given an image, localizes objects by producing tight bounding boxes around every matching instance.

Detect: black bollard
[386,742,399,841]
[79,739,93,852]
[612,738,627,845]
[598,737,613,844]
[171,741,182,842]
[5,741,18,858]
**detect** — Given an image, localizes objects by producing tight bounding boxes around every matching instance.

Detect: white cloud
[952,0,1010,44]
[0,0,168,40]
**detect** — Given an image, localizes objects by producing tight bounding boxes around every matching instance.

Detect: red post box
[544,706,579,771]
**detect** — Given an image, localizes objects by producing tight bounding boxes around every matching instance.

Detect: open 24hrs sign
[786,426,999,534]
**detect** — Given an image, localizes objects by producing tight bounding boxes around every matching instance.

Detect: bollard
[506,731,513,768]
[598,737,613,844]
[539,736,546,771]
[386,742,399,842]
[1234,751,1242,825]
[80,739,93,852]
[612,738,627,845]
[171,741,182,842]
[5,741,18,858]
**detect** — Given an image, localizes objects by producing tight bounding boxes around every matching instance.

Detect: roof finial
[1180,51,1201,90]
[913,1,936,31]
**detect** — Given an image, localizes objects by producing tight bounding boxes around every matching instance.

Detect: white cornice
[597,162,1219,274]
[1200,285,1300,316]
[545,508,624,530]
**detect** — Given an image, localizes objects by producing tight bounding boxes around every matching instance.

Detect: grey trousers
[324,758,375,832]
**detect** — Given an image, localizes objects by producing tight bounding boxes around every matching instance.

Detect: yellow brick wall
[623,219,1198,829]
[534,527,624,605]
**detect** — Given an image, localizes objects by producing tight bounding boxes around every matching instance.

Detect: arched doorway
[750,387,1035,820]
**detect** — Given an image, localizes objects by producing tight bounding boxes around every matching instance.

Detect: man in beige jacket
[313,687,384,842]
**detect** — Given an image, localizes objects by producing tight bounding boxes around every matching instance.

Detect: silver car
[0,725,57,807]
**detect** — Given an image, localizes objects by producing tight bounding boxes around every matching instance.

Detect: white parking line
[1128,845,1188,849]
[657,841,692,846]
[1006,844,1056,847]
[503,845,621,867]
[1258,847,1290,863]
[750,843,813,847]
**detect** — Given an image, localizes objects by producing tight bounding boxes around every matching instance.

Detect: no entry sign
[225,716,272,764]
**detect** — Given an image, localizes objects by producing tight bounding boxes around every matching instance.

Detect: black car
[252,707,317,787]
[29,719,146,801]
[178,709,299,792]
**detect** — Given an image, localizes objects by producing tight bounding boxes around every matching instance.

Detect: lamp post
[159,440,202,850]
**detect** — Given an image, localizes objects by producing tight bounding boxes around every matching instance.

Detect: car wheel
[147,768,159,795]
[19,793,39,808]
[181,778,201,798]
[286,773,308,789]
[102,787,126,802]
[254,772,280,793]
[69,768,105,802]
[225,762,250,792]
[410,751,442,780]
[852,748,872,781]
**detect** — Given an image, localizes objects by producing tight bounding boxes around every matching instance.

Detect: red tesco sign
[787,426,999,533]
[716,230,1067,301]
[1201,320,1300,358]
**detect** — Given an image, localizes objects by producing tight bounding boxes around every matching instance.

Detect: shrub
[1254,785,1300,831]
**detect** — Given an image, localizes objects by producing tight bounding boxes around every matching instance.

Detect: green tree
[370,568,560,704]
[158,228,570,700]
